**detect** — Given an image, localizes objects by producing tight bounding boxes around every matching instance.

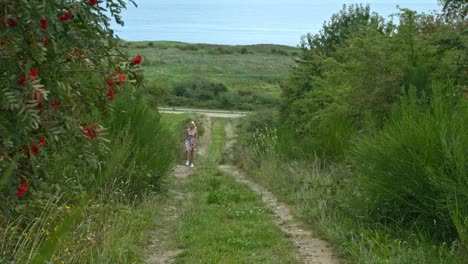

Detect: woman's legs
[185,145,190,165]
[190,149,195,164]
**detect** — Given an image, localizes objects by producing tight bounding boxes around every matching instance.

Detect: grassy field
[126,41,298,110]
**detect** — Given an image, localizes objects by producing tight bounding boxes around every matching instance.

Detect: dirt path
[218,165,340,264]
[146,114,340,263]
[159,107,247,118]
[145,115,213,264]
[145,165,192,264]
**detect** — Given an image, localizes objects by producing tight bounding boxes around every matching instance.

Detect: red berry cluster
[30,138,47,155]
[16,179,29,197]
[105,72,127,101]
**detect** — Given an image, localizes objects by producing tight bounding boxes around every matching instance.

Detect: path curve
[218,165,340,264]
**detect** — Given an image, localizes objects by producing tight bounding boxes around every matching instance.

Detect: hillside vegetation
[127,41,298,110]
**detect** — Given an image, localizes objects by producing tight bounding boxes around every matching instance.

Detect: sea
[111,0,440,47]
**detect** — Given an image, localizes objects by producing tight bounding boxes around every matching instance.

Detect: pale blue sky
[114,0,441,46]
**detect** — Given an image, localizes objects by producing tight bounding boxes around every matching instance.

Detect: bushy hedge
[351,83,467,243]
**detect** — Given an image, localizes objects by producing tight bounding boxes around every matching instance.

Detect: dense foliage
[281,4,466,157]
[0,1,177,262]
[234,3,467,261]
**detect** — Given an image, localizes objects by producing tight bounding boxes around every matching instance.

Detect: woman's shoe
[190,163,194,168]
[185,160,190,166]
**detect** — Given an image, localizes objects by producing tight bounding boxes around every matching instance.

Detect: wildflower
[65,56,71,62]
[51,100,59,110]
[0,152,3,158]
[64,205,71,209]
[39,138,46,147]
[16,179,29,197]
[0,39,6,46]
[30,145,39,155]
[40,17,47,29]
[1,17,6,28]
[131,54,143,65]
[18,76,26,85]
[42,38,49,46]
[88,0,98,6]
[58,11,73,21]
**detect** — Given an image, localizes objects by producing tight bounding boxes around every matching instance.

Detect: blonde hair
[188,120,197,130]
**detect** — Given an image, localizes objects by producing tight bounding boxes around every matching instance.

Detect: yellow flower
[64,205,71,210]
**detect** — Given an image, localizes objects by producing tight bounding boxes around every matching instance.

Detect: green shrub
[240,47,250,54]
[208,47,234,55]
[177,45,199,51]
[271,48,289,56]
[110,96,177,193]
[350,83,467,243]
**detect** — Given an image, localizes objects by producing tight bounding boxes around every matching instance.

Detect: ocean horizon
[112,0,440,46]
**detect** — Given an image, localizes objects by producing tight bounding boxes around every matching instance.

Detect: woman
[185,121,197,167]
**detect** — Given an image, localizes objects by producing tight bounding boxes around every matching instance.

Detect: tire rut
[218,165,341,264]
[145,165,192,264]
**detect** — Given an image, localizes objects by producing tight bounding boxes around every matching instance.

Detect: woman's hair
[188,120,197,130]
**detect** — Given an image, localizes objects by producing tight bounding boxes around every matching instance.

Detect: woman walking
[185,121,197,168]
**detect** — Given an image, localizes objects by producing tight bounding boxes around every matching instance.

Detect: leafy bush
[271,48,289,56]
[350,83,467,243]
[171,80,228,99]
[177,45,199,51]
[239,47,250,54]
[0,1,177,262]
[0,0,144,199]
[208,47,234,55]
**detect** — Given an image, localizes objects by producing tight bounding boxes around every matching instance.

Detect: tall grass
[110,95,177,193]
[350,83,468,244]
